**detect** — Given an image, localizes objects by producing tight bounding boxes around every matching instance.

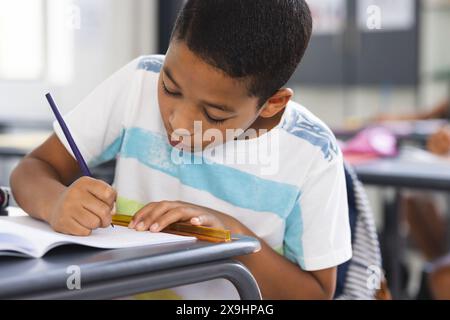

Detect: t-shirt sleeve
[284,149,352,271]
[53,57,142,167]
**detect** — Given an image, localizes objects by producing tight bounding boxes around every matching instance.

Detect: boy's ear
[259,88,293,118]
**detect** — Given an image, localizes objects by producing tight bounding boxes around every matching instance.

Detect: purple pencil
[45,92,114,227]
[45,93,92,176]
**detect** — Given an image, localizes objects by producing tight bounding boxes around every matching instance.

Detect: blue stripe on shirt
[114,127,300,219]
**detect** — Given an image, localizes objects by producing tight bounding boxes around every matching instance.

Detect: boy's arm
[10,134,80,221]
[10,134,116,236]
[234,224,336,300]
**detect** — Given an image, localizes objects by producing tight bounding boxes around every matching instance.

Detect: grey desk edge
[354,160,450,191]
[0,235,261,300]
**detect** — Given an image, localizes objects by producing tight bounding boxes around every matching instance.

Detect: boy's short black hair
[171,0,313,107]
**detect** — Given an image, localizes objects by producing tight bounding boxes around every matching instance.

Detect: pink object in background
[342,126,397,157]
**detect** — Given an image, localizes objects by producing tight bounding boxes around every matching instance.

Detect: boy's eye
[203,109,227,125]
[161,77,227,125]
[162,80,182,97]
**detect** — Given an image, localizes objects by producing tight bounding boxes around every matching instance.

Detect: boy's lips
[167,132,187,148]
[168,139,180,147]
[167,134,197,151]
[167,132,179,146]
[167,128,199,150]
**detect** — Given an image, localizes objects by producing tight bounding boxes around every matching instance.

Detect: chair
[334,164,383,299]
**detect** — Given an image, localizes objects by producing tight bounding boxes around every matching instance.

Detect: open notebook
[0,214,196,258]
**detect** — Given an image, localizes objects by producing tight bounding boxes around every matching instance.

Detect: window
[0,0,45,80]
[0,0,75,84]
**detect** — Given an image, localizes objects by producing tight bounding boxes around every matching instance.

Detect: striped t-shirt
[54,55,352,299]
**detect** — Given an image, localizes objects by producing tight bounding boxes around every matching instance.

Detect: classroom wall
[293,2,450,128]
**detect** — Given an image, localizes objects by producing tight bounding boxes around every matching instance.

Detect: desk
[0,131,50,158]
[354,158,450,299]
[0,130,115,186]
[0,208,261,300]
[0,131,52,188]
[355,158,450,191]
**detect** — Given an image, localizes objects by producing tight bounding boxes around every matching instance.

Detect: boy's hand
[48,176,117,236]
[129,201,242,233]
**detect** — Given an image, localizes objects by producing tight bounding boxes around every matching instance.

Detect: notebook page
[0,215,196,258]
[0,217,64,257]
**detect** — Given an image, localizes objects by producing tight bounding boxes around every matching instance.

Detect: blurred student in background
[378,98,450,299]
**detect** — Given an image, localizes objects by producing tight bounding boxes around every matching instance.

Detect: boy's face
[158,40,262,151]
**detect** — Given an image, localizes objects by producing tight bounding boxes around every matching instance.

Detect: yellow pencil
[112,214,232,243]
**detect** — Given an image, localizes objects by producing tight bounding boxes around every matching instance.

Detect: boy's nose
[169,111,195,136]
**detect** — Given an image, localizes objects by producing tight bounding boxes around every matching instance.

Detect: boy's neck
[249,111,284,135]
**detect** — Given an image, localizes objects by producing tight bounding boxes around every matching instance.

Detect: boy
[10,0,351,299]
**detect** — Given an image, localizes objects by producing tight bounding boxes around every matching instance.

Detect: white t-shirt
[54,55,352,299]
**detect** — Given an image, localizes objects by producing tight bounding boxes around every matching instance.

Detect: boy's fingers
[67,217,92,236]
[151,207,198,232]
[82,194,114,227]
[135,204,168,231]
[84,178,117,208]
[190,214,214,227]
[75,208,102,230]
[132,201,180,230]
[129,202,158,228]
